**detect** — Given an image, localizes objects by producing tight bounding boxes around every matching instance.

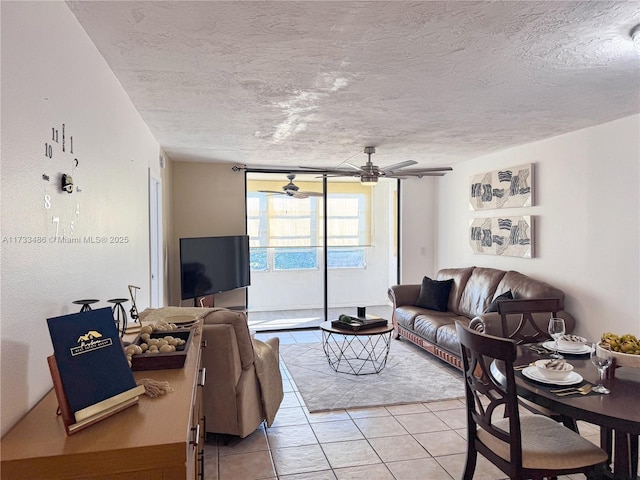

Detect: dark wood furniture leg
[602,427,639,480]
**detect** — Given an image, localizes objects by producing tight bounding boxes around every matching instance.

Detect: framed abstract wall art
[469,164,533,210]
[469,215,533,258]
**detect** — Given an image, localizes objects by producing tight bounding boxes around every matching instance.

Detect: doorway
[245,171,396,331]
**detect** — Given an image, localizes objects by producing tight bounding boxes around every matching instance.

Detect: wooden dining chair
[455,322,608,480]
[496,297,560,345]
[495,297,579,431]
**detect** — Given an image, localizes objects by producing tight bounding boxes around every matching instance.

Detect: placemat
[516,369,597,397]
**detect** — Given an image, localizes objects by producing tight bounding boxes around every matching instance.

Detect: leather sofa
[140,306,283,438]
[387,266,576,369]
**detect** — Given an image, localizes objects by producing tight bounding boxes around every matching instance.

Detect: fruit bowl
[535,359,573,381]
[609,349,640,368]
[600,333,640,368]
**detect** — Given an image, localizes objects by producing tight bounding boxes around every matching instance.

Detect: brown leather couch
[388,267,576,369]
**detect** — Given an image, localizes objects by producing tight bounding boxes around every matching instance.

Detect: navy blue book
[47,307,144,426]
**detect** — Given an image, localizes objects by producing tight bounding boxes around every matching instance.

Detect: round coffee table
[319,320,393,375]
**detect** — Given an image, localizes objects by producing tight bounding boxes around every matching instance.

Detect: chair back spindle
[497,298,560,345]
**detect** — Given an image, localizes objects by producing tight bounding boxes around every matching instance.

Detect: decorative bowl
[609,349,640,368]
[535,359,573,381]
[557,334,588,351]
[130,329,194,371]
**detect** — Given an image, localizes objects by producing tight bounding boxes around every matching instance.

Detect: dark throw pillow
[415,276,453,312]
[484,290,514,313]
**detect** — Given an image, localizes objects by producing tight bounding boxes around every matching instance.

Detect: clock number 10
[45,125,72,158]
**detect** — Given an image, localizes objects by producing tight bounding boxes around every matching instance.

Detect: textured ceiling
[66,1,640,170]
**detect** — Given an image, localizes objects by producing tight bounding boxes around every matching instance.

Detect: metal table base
[320,324,392,375]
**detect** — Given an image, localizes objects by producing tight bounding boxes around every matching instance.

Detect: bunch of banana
[601,332,640,355]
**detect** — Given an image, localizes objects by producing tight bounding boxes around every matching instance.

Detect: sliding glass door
[246,172,396,331]
[326,177,396,322]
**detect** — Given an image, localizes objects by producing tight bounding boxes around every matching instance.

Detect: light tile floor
[203,329,617,480]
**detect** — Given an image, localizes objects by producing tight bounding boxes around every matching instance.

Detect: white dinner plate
[542,341,594,355]
[521,366,583,386]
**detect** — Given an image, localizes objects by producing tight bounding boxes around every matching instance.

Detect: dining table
[491,344,640,480]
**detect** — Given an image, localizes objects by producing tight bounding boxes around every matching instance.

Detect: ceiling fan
[258,174,324,199]
[302,146,452,184]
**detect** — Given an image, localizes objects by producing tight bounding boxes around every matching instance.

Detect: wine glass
[590,342,612,394]
[547,317,566,359]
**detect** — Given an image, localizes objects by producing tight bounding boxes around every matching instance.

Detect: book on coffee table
[331,316,388,331]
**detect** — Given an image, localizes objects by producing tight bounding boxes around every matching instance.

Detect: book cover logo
[71,330,113,356]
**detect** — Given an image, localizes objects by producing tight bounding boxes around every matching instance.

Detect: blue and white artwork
[469,164,533,210]
[469,216,533,258]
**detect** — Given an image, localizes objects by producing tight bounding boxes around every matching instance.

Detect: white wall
[435,115,640,341]
[400,177,438,284]
[0,2,164,435]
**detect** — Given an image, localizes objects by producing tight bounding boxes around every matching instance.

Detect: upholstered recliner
[139,306,283,438]
[201,308,283,438]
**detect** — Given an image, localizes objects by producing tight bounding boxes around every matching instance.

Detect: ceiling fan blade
[300,191,324,197]
[391,167,453,174]
[343,162,364,172]
[385,175,409,179]
[312,174,347,179]
[386,172,448,178]
[298,166,330,171]
[258,190,286,195]
[381,160,418,172]
[300,166,361,176]
[311,170,361,177]
[291,191,309,199]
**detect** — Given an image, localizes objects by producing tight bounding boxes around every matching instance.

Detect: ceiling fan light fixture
[360,174,378,186]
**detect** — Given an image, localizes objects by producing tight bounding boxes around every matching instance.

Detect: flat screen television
[179,235,251,301]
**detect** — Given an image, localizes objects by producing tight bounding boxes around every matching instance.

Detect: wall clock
[43,123,81,238]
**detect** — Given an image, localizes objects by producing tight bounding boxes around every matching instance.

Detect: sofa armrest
[470,310,576,341]
[469,312,500,335]
[388,284,421,308]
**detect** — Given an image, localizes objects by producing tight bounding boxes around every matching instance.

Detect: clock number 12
[46,125,72,157]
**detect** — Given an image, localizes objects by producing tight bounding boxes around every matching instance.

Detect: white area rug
[280,339,464,412]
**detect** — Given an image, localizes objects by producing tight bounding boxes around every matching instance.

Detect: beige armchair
[139,306,283,439]
[201,308,283,438]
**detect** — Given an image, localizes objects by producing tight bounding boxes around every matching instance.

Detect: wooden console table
[1,328,205,480]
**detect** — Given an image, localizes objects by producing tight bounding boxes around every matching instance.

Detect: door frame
[149,171,163,308]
